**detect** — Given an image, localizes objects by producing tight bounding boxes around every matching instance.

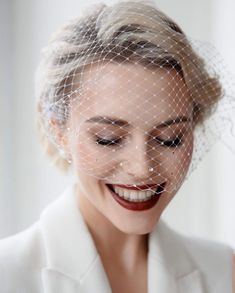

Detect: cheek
[162,138,193,189]
[73,142,100,174]
[170,143,193,181]
[71,137,116,178]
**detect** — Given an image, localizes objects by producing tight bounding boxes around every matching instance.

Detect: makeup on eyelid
[95,135,184,147]
[91,127,188,148]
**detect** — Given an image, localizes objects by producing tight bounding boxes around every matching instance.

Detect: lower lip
[106,184,164,211]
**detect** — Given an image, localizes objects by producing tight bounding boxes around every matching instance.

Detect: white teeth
[123,190,129,199]
[119,189,124,197]
[113,186,157,202]
[130,191,138,201]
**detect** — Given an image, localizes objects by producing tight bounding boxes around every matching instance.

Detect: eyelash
[95,137,123,146]
[155,136,183,147]
[95,135,183,148]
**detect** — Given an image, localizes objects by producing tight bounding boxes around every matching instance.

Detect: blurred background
[0,0,235,249]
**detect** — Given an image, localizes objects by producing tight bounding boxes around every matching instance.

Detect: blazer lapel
[42,256,111,293]
[40,184,204,293]
[42,269,80,293]
[148,220,204,293]
[40,185,112,293]
[178,270,204,293]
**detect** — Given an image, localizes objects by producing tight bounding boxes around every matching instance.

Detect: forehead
[72,63,192,128]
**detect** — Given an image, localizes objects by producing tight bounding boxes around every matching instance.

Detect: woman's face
[67,63,194,234]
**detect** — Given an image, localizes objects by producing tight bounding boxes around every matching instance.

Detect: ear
[49,117,72,160]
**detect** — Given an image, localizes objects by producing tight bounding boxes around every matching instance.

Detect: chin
[111,216,160,235]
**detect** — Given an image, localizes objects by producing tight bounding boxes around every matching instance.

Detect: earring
[67,157,72,164]
[59,149,72,164]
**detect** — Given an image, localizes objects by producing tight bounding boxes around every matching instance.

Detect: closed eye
[154,135,183,148]
[95,136,123,146]
[95,135,184,148]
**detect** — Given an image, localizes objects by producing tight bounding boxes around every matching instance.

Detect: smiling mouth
[105,182,166,211]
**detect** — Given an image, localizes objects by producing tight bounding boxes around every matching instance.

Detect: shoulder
[178,228,233,264]
[0,222,45,293]
[180,232,233,292]
[158,220,233,262]
[157,221,233,290]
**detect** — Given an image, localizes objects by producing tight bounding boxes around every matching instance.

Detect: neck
[76,186,148,273]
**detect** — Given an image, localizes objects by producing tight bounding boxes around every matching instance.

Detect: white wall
[209,0,235,248]
[1,0,235,250]
[0,0,16,236]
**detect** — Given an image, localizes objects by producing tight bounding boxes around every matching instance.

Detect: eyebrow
[85,116,191,128]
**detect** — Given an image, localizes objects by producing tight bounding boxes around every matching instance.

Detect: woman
[0,1,234,292]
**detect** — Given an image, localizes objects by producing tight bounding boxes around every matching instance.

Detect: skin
[62,63,196,292]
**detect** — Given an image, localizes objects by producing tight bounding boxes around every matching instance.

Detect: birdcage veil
[188,36,235,165]
[35,0,235,200]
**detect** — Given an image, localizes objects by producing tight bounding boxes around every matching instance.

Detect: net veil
[35,1,235,199]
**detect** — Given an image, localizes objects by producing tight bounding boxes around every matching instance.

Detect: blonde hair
[35,0,222,173]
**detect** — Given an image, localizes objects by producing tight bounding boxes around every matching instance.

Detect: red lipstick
[113,184,157,191]
[106,183,166,211]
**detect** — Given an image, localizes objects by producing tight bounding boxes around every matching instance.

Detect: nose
[123,138,153,180]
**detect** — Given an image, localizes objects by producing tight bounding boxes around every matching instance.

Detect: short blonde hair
[35,0,222,173]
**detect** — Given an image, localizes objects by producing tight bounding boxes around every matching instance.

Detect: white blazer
[0,185,233,293]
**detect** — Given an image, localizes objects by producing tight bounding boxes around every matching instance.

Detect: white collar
[40,184,203,293]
